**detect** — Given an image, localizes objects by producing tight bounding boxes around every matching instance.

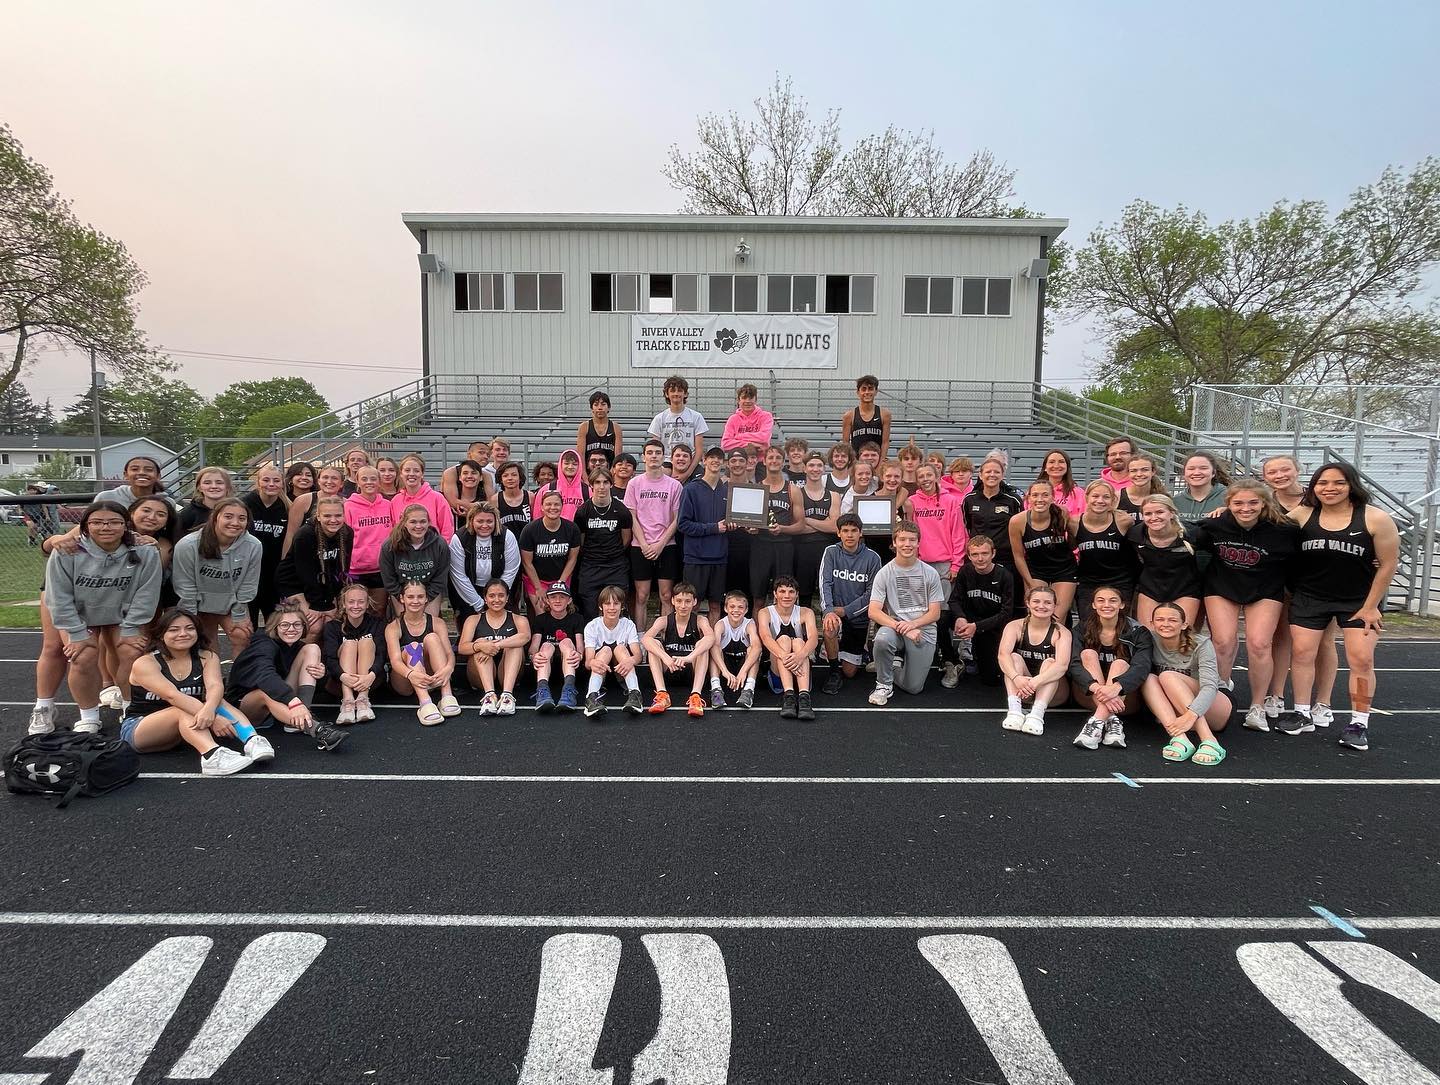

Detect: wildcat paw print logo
[714,328,750,354]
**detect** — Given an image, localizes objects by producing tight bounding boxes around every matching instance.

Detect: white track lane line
[134,771,1440,785]
[0,911,1435,931]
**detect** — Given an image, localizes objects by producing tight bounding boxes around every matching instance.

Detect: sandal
[437,694,462,718]
[1192,739,1227,766]
[417,702,444,726]
[1162,734,1196,762]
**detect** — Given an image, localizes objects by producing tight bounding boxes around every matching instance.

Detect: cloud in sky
[5,0,1437,409]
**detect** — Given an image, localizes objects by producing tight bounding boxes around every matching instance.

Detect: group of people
[27,374,1400,775]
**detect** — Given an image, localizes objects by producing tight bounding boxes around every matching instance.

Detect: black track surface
[0,630,1436,1083]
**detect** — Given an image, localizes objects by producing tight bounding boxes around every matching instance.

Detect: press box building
[403,214,1067,390]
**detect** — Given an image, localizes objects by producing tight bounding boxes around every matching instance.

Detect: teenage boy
[757,576,819,720]
[1099,437,1136,491]
[819,513,882,694]
[612,454,637,498]
[721,384,776,451]
[855,441,882,477]
[867,521,945,704]
[841,375,891,459]
[577,390,622,466]
[623,438,683,624]
[669,444,697,485]
[949,535,1014,686]
[723,448,755,597]
[709,590,761,708]
[574,468,633,621]
[642,582,715,718]
[783,438,809,483]
[677,447,729,624]
[648,375,708,464]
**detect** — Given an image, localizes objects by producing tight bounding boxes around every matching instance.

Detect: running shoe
[354,694,376,723]
[1243,704,1270,732]
[1001,710,1025,731]
[1263,694,1285,719]
[709,686,726,709]
[336,701,357,726]
[1102,716,1127,748]
[686,692,705,718]
[584,693,606,719]
[1020,713,1045,736]
[478,692,499,716]
[737,688,755,709]
[1310,703,1334,729]
[243,734,276,764]
[796,691,816,721]
[1276,710,1314,736]
[1219,677,1235,692]
[311,721,347,752]
[1073,716,1104,750]
[822,669,845,696]
[940,662,961,689]
[99,685,124,711]
[867,685,892,706]
[534,685,555,714]
[557,685,578,712]
[779,690,798,719]
[648,691,672,715]
[623,689,644,715]
[73,718,101,735]
[1338,721,1369,751]
[27,706,54,736]
[497,692,517,716]
[201,746,253,777]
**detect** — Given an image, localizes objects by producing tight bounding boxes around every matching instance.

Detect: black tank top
[1020,513,1077,581]
[473,610,518,642]
[661,612,702,657]
[131,650,207,715]
[584,420,617,463]
[496,491,532,535]
[1016,621,1057,676]
[1075,515,1139,588]
[1294,504,1377,605]
[802,486,834,536]
[849,406,884,451]
[396,614,433,663]
[766,482,795,528]
[1116,488,1144,517]
[824,473,850,498]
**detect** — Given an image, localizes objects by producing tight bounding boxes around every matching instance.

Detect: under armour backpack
[4,732,140,808]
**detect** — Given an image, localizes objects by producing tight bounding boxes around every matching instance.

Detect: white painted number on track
[518,933,731,1085]
[919,934,1076,1085]
[1238,941,1440,1085]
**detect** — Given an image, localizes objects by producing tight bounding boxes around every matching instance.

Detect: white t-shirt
[583,615,640,651]
[648,407,709,456]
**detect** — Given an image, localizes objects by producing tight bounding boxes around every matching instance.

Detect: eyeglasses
[275,621,305,632]
[87,519,127,528]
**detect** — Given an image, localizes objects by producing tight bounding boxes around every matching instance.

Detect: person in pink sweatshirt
[344,466,395,614]
[909,462,968,685]
[531,449,589,522]
[390,453,455,542]
[720,384,776,451]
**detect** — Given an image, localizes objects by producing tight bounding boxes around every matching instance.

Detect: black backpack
[5,732,140,808]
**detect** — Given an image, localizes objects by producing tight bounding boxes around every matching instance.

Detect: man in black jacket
[949,535,1014,686]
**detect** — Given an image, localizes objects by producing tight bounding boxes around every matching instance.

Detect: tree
[664,75,1016,219]
[0,123,154,398]
[195,377,330,465]
[0,380,43,434]
[1068,160,1440,418]
[230,403,338,465]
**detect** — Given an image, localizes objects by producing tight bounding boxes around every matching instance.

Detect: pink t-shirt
[623,472,683,548]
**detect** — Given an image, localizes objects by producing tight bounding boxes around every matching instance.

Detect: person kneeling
[866,522,945,705]
[226,604,347,751]
[997,583,1073,736]
[458,579,531,717]
[582,585,644,719]
[757,576,818,720]
[125,608,272,775]
[819,514,881,695]
[642,582,715,718]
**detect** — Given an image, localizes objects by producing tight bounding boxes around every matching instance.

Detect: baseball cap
[703,446,725,461]
[545,582,571,598]
[726,448,746,461]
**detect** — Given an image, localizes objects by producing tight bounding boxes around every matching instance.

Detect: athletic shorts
[682,563,727,604]
[353,572,385,591]
[832,616,868,666]
[1289,593,1371,631]
[721,645,751,674]
[630,544,683,585]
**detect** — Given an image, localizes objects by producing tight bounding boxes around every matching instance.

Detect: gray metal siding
[426,227,1043,382]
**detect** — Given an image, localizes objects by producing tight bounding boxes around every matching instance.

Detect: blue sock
[216,704,256,742]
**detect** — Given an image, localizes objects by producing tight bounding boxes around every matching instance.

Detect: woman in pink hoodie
[344,466,395,614]
[909,462,968,685]
[390,454,455,542]
[531,449,589,522]
[720,384,775,451]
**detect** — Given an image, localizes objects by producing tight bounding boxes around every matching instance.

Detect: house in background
[0,435,176,483]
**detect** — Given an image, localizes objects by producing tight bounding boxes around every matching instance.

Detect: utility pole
[90,347,105,487]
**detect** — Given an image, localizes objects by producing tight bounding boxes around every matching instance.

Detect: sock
[1294,703,1311,718]
[297,683,316,707]
[744,676,756,690]
[215,706,257,743]
[562,674,576,689]
[80,706,100,723]
[34,697,54,710]
[623,671,640,691]
[1031,695,1051,719]
[202,746,219,759]
[710,675,722,690]
[588,674,603,695]
[1351,711,1370,727]
[1006,695,1023,714]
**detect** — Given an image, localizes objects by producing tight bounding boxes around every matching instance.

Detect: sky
[5,0,1438,415]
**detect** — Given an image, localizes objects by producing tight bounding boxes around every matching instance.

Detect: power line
[160,348,417,374]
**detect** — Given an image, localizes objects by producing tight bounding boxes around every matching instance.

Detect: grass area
[1381,611,1440,636]
[0,524,46,603]
[0,605,40,628]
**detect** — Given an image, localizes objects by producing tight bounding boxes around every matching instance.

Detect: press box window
[960,277,1013,317]
[903,276,953,316]
[591,273,639,312]
[514,273,564,312]
[824,275,875,314]
[709,274,759,313]
[767,275,818,313]
[455,273,504,312]
[646,274,699,314]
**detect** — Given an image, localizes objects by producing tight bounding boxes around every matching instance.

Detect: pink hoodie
[531,449,588,521]
[721,407,775,451]
[907,487,967,573]
[390,480,455,542]
[345,491,395,574]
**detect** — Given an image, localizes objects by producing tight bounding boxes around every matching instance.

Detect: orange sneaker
[648,691,671,715]
[686,692,705,717]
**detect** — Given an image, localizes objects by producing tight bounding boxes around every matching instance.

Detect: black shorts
[832,616,868,663]
[1289,593,1370,631]
[722,644,752,674]
[353,572,385,591]
[630,544,683,585]
[682,563,727,604]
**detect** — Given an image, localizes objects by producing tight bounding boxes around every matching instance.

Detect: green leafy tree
[0,123,154,398]
[1068,160,1440,417]
[196,377,330,465]
[230,403,338,464]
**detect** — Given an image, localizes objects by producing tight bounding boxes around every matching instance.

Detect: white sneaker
[1263,694,1285,719]
[1021,713,1045,736]
[73,718,101,734]
[1243,704,1270,732]
[27,706,55,735]
[1073,716,1103,750]
[201,746,253,776]
[867,685,892,706]
[243,735,276,764]
[940,662,960,689]
[497,692,517,716]
[478,692,499,716]
[1219,677,1235,693]
[1001,710,1026,732]
[1102,716,1127,748]
[98,685,124,711]
[1310,703,1334,729]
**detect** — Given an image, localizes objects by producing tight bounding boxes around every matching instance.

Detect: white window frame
[959,276,1014,318]
[902,276,954,317]
[513,272,565,313]
[455,272,505,313]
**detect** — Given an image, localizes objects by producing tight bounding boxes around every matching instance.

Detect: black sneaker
[821,669,845,696]
[796,691,816,721]
[311,721,348,752]
[1276,710,1314,736]
[584,693,606,720]
[623,689,644,715]
[779,690,798,719]
[1338,720,1369,751]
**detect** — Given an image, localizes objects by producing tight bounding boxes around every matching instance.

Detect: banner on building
[630,314,838,369]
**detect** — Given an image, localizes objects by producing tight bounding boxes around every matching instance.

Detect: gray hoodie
[171,531,263,622]
[1150,632,1220,715]
[818,540,883,622]
[44,536,162,640]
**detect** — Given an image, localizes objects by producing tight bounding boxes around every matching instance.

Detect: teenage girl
[171,497,261,658]
[385,580,461,726]
[450,502,522,619]
[96,455,172,509]
[1129,494,1203,626]
[1008,480,1077,622]
[1144,602,1231,765]
[448,459,487,522]
[458,579,531,717]
[128,495,179,608]
[1035,449,1086,519]
[379,505,450,616]
[1069,586,1154,750]
[178,467,235,536]
[912,462,967,682]
[321,583,386,725]
[243,465,290,624]
[1116,455,1165,518]
[124,608,267,775]
[1284,463,1400,750]
[274,494,352,638]
[225,603,347,750]
[344,466,395,615]
[996,583,1072,736]
[284,462,317,503]
[282,465,346,555]
[796,452,840,608]
[756,575,818,720]
[577,390,623,465]
[375,456,401,499]
[1175,452,1232,523]
[709,589,761,709]
[1069,480,1138,617]
[963,458,1024,577]
[439,442,490,507]
[392,453,456,541]
[494,460,533,537]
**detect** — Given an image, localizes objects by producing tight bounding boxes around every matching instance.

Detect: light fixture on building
[734,238,751,263]
[1021,258,1050,280]
[417,253,446,274]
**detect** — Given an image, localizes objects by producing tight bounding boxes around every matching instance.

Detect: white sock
[34,697,54,710]
[79,706,100,723]
[588,674,603,695]
[1351,711,1370,727]
[710,675,722,690]
[1031,695,1051,719]
[623,672,640,691]
[1294,703,1311,718]
[1006,695,1023,714]
[743,676,756,690]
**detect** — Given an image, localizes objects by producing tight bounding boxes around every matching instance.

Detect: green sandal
[1162,734,1196,762]
[1192,740,1227,766]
